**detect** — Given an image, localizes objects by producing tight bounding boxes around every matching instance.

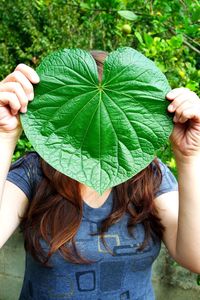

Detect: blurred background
[0,0,200,299]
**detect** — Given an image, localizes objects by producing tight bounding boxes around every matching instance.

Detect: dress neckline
[83,190,113,209]
[83,189,112,209]
[83,191,113,222]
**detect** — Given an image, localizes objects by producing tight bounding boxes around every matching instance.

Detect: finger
[173,101,191,123]
[0,92,21,115]
[174,106,200,123]
[168,96,191,113]
[15,64,40,84]
[167,90,200,112]
[0,115,19,132]
[177,115,188,124]
[0,113,14,126]
[1,70,35,100]
[166,87,190,100]
[0,116,18,131]
[0,82,28,112]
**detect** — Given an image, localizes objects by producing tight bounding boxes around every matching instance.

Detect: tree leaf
[117,10,138,21]
[135,31,143,44]
[20,47,172,194]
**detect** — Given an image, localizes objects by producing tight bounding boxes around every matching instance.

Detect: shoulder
[7,151,44,200]
[11,151,42,176]
[153,158,178,198]
[11,151,40,167]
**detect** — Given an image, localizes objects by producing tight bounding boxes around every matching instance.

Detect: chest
[75,213,161,265]
[38,192,161,274]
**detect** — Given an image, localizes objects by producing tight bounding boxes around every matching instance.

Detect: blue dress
[6,152,178,300]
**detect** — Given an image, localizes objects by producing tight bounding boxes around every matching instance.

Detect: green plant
[0,0,199,174]
[21,47,172,193]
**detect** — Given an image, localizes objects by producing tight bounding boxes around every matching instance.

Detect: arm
[0,132,20,210]
[155,88,200,273]
[0,65,39,248]
[155,188,200,273]
[176,157,200,270]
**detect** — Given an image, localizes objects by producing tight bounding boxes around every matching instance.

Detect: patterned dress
[7,152,178,300]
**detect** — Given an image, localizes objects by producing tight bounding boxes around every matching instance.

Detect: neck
[80,184,112,208]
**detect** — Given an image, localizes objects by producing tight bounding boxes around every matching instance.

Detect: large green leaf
[20,47,172,194]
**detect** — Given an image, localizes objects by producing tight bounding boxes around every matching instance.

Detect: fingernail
[21,107,27,113]
[29,93,34,100]
[173,115,177,122]
[166,91,174,98]
[34,73,40,82]
[168,104,174,112]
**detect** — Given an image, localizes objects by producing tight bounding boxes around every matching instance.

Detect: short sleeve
[155,159,178,198]
[6,152,43,201]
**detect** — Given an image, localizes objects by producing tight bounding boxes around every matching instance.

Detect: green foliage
[117,10,138,21]
[0,0,199,172]
[21,47,172,193]
[12,132,34,161]
[197,274,200,285]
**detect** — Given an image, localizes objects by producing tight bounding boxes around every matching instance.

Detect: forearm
[175,156,200,270]
[0,132,21,210]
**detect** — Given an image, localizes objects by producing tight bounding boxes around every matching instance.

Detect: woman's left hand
[166,87,200,159]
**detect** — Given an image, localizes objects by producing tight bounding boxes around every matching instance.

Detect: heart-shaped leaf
[20,47,172,194]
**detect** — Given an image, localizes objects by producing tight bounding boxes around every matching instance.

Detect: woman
[0,51,200,300]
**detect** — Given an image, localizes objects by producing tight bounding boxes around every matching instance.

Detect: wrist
[175,153,200,167]
[0,128,22,143]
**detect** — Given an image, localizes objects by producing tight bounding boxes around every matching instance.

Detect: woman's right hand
[0,64,40,136]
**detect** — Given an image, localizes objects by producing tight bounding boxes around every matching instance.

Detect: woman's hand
[167,87,200,160]
[0,64,40,136]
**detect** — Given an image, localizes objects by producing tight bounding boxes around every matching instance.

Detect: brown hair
[19,50,164,266]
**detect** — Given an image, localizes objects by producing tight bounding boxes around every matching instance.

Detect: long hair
[19,50,164,266]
